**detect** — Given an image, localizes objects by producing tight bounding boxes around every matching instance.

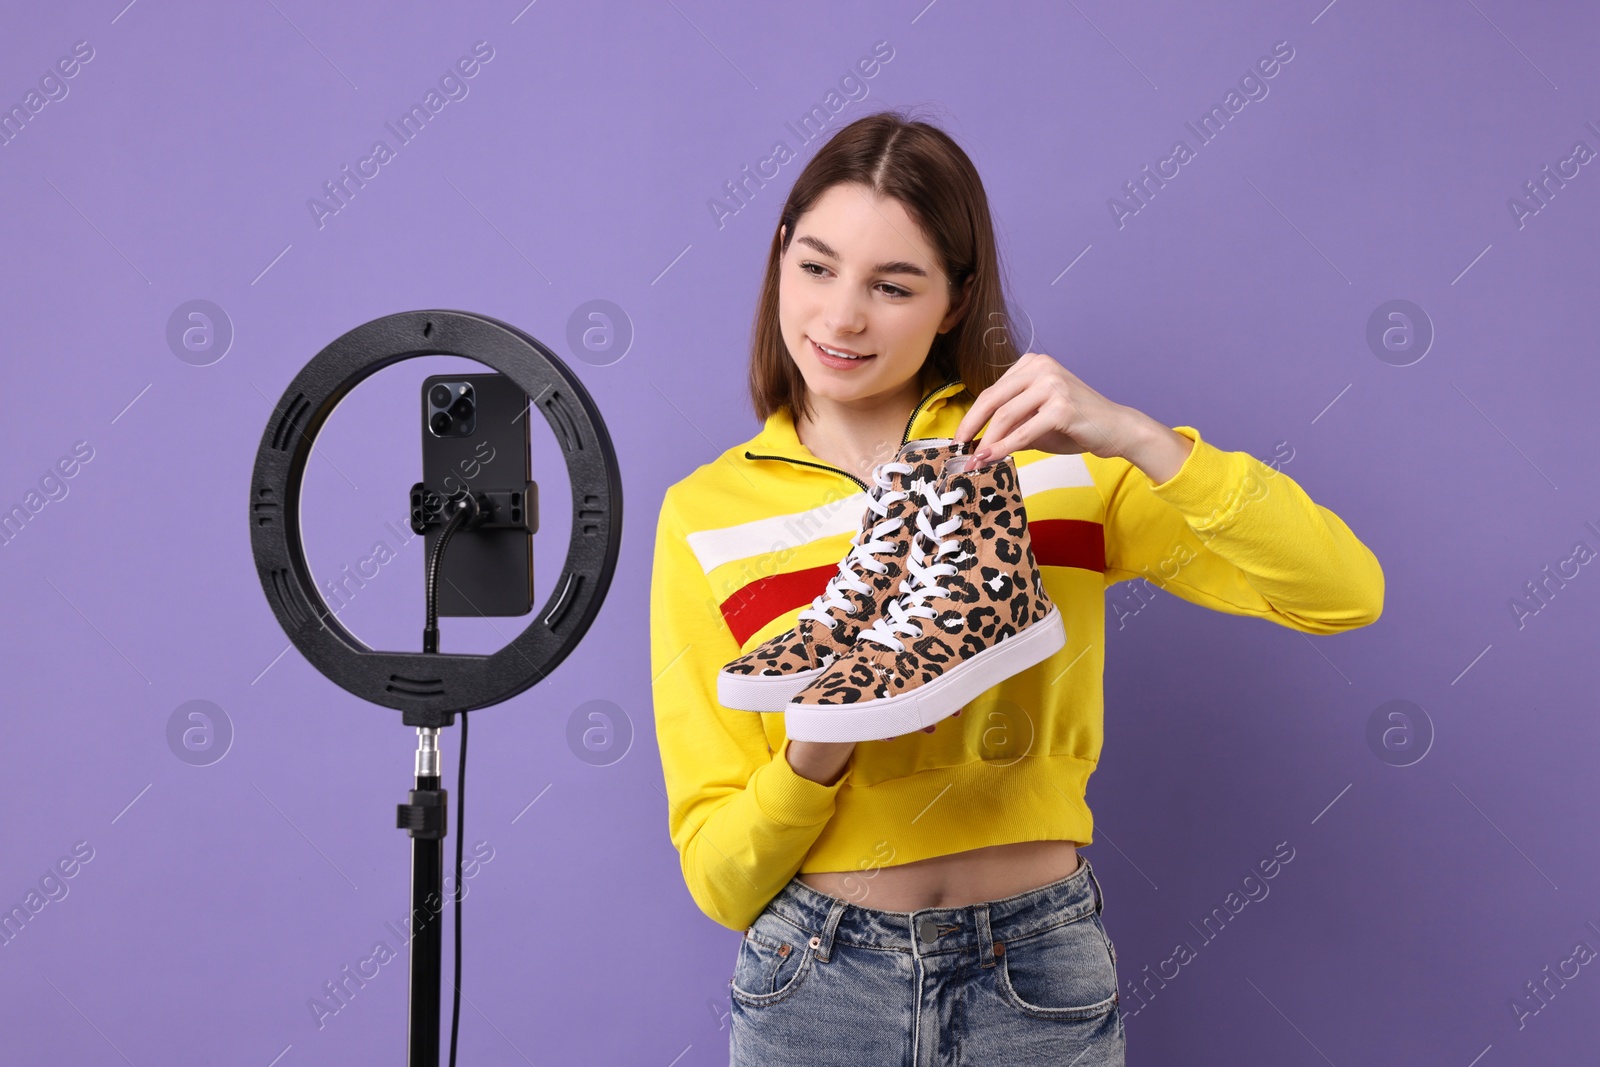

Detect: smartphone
[418,373,535,617]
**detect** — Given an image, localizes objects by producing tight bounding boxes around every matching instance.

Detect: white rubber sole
[783,606,1067,743]
[718,662,831,712]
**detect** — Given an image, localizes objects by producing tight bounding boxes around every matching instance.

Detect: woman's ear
[937,275,975,334]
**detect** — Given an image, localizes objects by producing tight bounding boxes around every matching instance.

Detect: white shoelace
[854,480,970,654]
[796,459,917,633]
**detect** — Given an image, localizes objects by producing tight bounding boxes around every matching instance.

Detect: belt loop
[975,904,998,969]
[811,897,848,963]
[1084,858,1104,916]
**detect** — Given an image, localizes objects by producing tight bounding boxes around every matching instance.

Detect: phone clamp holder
[409,480,540,536]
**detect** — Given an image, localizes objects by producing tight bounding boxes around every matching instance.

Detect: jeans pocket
[730,919,815,1007]
[994,912,1119,1021]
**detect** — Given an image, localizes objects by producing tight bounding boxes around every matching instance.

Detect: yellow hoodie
[649,376,1383,931]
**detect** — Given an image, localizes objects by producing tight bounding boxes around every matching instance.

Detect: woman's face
[778,183,965,408]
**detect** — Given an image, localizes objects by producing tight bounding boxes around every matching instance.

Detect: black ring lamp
[248,308,622,1067]
[249,308,621,727]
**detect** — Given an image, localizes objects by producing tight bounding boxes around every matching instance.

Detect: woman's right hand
[786,739,856,786]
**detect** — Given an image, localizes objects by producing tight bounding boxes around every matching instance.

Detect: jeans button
[917,917,938,945]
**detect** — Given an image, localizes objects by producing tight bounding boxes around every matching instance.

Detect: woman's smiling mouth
[811,337,877,367]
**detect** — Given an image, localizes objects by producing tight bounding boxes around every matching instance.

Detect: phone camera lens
[449,397,474,420]
[430,411,451,435]
[430,384,452,408]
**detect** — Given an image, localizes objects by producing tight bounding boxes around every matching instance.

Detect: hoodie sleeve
[1094,425,1384,633]
[650,485,846,931]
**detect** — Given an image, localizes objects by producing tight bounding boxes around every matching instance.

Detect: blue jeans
[728,854,1125,1066]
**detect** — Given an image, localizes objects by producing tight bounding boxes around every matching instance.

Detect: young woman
[649,110,1383,1066]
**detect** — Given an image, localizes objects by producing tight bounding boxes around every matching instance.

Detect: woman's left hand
[954,352,1194,482]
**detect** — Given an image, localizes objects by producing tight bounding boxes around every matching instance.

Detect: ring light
[248,308,622,727]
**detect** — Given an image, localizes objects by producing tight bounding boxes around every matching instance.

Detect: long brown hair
[748,108,1024,424]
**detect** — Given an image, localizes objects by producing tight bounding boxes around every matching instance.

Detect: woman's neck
[794,367,940,484]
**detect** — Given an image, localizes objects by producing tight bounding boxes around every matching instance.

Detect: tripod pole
[397,725,449,1067]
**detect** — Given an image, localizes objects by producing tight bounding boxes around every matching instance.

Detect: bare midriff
[796,839,1083,912]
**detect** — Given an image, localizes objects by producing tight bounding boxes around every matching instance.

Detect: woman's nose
[824,287,869,334]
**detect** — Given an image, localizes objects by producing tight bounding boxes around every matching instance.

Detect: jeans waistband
[757,854,1104,966]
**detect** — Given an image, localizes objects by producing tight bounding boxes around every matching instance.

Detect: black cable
[448,708,468,1067]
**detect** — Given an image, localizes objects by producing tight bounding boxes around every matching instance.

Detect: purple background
[2,0,1596,1063]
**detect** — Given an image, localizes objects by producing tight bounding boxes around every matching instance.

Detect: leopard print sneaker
[717,439,969,712]
[782,449,1065,742]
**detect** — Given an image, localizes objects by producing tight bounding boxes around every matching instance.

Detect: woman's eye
[799,263,909,298]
